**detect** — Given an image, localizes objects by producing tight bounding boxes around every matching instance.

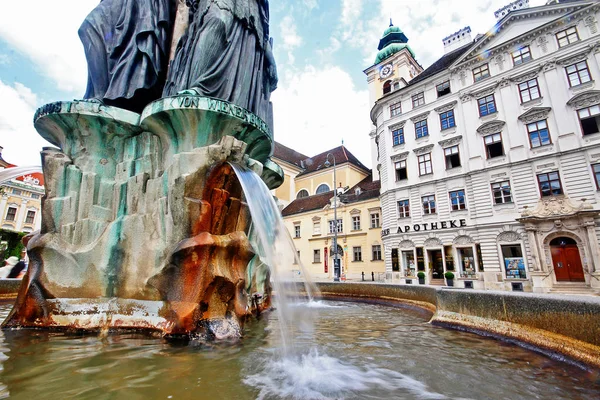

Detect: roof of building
[375,43,415,64]
[375,21,412,64]
[281,175,380,217]
[273,141,308,168]
[296,145,370,177]
[406,42,473,87]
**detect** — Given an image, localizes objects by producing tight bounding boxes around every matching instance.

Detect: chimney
[494,0,530,20]
[443,27,472,54]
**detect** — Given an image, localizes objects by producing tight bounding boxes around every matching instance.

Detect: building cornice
[409,111,430,123]
[390,151,410,162]
[517,107,552,123]
[413,144,435,155]
[438,135,463,148]
[434,100,458,114]
[476,120,506,135]
[566,89,600,108]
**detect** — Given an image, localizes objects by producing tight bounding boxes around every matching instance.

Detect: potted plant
[417,271,425,285]
[444,271,455,287]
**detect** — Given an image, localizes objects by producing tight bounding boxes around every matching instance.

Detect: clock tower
[363,21,422,107]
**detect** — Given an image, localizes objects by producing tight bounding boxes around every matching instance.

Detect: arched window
[316,184,330,194]
[383,80,392,94]
[296,189,309,199]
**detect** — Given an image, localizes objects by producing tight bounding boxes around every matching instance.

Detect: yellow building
[278,145,385,281]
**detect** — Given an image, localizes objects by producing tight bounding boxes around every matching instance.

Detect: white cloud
[0,54,10,65]
[303,0,319,11]
[280,15,304,64]
[271,65,372,166]
[0,81,53,166]
[0,0,97,95]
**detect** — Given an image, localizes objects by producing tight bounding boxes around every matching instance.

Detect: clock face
[380,64,393,78]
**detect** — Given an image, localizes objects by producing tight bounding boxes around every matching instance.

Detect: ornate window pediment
[389,121,406,130]
[497,231,521,242]
[557,50,589,66]
[476,120,505,135]
[566,90,600,109]
[512,69,540,83]
[424,237,442,247]
[520,196,594,219]
[517,107,552,123]
[453,235,474,245]
[474,85,496,99]
[312,216,321,221]
[434,101,458,114]
[390,151,409,162]
[438,135,462,148]
[349,208,361,215]
[410,111,430,123]
[399,240,414,249]
[413,144,434,155]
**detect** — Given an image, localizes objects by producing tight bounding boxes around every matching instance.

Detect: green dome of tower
[375,20,413,64]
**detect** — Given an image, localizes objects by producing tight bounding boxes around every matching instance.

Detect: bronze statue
[163,0,278,125]
[79,0,177,113]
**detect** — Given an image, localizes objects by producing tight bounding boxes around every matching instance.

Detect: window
[372,245,382,261]
[390,102,402,117]
[31,193,40,199]
[449,190,466,210]
[313,249,321,263]
[422,195,436,214]
[297,189,309,199]
[537,172,563,197]
[315,184,329,194]
[593,164,600,190]
[472,64,490,82]
[295,251,300,264]
[294,223,301,238]
[383,80,392,94]
[577,105,600,136]
[370,213,380,228]
[492,181,512,204]
[556,26,579,48]
[395,160,407,181]
[12,189,21,196]
[392,128,404,146]
[418,153,433,176]
[444,145,461,169]
[518,79,540,103]
[436,81,451,97]
[412,92,425,108]
[478,95,497,117]
[353,246,362,262]
[484,133,504,159]
[512,46,532,65]
[502,245,526,279]
[566,61,591,87]
[393,82,400,90]
[313,220,321,235]
[398,199,410,218]
[5,207,17,221]
[458,247,476,276]
[440,110,455,130]
[527,120,551,148]
[25,210,35,224]
[329,219,343,233]
[415,120,428,138]
[352,215,361,230]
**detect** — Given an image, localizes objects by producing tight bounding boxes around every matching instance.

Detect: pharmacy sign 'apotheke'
[380,219,467,238]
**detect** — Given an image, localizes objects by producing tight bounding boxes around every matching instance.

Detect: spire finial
[389,18,393,27]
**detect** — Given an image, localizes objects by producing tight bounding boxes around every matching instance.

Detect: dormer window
[436,81,451,97]
[355,187,362,195]
[473,64,490,82]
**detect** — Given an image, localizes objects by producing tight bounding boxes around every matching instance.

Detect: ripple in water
[245,348,448,400]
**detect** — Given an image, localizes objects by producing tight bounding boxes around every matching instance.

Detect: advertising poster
[504,257,526,279]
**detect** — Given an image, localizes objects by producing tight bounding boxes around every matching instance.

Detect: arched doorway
[550,237,585,282]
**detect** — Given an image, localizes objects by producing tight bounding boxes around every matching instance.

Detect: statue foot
[177,88,201,96]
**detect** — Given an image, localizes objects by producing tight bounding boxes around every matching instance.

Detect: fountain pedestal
[2,96,283,339]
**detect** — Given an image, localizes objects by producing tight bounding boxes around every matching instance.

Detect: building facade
[280,145,385,280]
[369,0,600,294]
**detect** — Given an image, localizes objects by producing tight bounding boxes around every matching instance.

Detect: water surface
[0,301,598,400]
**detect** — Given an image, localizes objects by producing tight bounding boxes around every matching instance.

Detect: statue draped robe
[163,0,277,126]
[79,0,176,113]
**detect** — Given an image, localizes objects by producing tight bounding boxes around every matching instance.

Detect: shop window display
[457,247,476,277]
[502,245,526,279]
[444,246,454,271]
[402,250,416,276]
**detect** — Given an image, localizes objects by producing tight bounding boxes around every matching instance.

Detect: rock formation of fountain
[2,0,284,340]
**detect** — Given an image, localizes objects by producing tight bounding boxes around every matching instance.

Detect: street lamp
[324,153,340,282]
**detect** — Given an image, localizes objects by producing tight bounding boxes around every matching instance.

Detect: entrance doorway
[550,237,585,282]
[427,249,444,279]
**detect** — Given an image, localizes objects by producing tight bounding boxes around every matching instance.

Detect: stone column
[0,194,8,223]
[15,200,29,231]
[583,219,600,273]
[525,225,542,272]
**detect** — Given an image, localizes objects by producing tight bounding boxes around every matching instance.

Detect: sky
[0,0,546,168]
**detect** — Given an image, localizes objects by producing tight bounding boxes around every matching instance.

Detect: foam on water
[244,348,448,400]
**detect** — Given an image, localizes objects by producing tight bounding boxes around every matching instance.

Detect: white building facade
[369,0,600,294]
